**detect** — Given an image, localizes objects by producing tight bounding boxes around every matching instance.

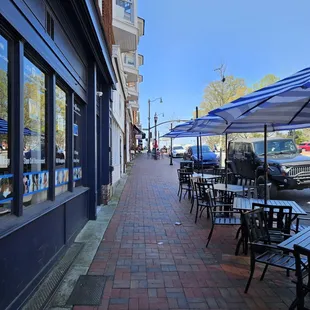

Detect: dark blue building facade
[0,0,115,309]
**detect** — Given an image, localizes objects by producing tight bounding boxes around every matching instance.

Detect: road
[171,157,310,213]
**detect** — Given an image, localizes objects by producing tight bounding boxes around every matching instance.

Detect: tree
[247,74,280,93]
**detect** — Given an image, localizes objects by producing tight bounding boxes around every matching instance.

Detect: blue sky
[137,0,310,145]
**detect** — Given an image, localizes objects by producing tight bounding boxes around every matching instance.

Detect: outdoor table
[233,197,307,219]
[278,227,310,252]
[233,197,307,256]
[191,173,221,180]
[213,183,245,193]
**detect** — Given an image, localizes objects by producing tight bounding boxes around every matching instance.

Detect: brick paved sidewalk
[82,154,296,310]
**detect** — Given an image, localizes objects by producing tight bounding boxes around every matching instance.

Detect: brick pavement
[83,154,297,310]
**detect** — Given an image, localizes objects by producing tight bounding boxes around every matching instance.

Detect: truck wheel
[256,176,278,199]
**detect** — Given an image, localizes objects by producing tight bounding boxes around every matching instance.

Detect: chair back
[195,182,209,202]
[252,203,292,235]
[242,186,258,199]
[243,208,270,245]
[293,244,310,308]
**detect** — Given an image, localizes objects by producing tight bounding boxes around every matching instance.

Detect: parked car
[184,145,219,168]
[298,142,310,152]
[227,137,310,198]
[170,145,185,158]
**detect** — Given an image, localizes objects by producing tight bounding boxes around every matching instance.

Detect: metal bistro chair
[243,208,301,293]
[252,202,293,244]
[290,244,310,310]
[177,169,192,202]
[204,189,241,247]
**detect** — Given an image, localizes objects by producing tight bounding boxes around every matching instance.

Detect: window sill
[0,187,89,239]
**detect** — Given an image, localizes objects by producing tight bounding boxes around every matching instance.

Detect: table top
[191,173,221,179]
[213,183,245,193]
[278,227,310,251]
[233,197,307,216]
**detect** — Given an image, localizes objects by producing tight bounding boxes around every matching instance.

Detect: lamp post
[154,113,158,160]
[148,97,163,153]
[170,122,173,165]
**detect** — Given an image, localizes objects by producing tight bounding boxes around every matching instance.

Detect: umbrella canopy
[190,115,310,134]
[162,131,216,138]
[210,67,310,125]
[171,120,195,132]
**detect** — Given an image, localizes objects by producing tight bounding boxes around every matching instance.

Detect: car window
[244,143,252,153]
[234,143,244,154]
[173,146,184,150]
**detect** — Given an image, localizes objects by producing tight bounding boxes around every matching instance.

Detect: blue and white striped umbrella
[171,120,195,132]
[162,130,216,138]
[190,115,310,134]
[210,67,310,125]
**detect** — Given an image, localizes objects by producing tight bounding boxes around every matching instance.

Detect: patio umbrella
[207,67,310,202]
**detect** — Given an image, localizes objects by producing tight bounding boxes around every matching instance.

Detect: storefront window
[55,85,68,195]
[23,57,47,206]
[73,101,82,187]
[0,34,12,216]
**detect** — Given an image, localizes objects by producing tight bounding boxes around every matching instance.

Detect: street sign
[135,134,142,139]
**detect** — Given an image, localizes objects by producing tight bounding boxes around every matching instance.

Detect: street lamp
[148,97,163,153]
[154,113,158,160]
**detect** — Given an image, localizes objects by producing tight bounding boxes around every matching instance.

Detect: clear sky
[137,0,310,146]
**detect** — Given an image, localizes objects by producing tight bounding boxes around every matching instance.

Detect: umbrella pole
[264,124,268,204]
[196,107,199,173]
[200,134,203,176]
[225,133,228,187]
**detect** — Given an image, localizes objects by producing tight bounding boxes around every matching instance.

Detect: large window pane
[73,102,82,187]
[0,34,12,216]
[55,85,68,195]
[23,57,47,206]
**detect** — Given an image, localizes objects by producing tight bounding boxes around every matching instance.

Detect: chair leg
[235,226,242,239]
[177,184,181,196]
[260,264,268,281]
[199,207,206,218]
[190,197,194,214]
[244,260,256,293]
[179,188,182,202]
[195,202,199,223]
[286,269,290,277]
[206,223,215,247]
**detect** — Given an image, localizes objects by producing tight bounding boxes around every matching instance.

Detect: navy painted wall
[0,191,89,310]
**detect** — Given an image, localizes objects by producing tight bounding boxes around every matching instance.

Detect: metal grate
[288,166,310,177]
[66,275,107,306]
[23,243,83,310]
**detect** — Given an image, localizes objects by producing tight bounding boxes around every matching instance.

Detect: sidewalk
[40,154,297,310]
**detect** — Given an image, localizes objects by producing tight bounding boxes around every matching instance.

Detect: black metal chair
[203,189,241,247]
[243,208,300,293]
[290,244,310,310]
[252,203,293,244]
[193,182,211,223]
[177,170,192,202]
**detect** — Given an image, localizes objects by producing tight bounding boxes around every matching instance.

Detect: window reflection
[55,85,68,195]
[73,101,82,187]
[23,57,47,206]
[0,34,12,216]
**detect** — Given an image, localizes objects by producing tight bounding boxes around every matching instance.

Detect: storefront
[0,1,116,309]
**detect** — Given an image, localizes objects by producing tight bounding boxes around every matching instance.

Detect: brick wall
[101,0,114,54]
